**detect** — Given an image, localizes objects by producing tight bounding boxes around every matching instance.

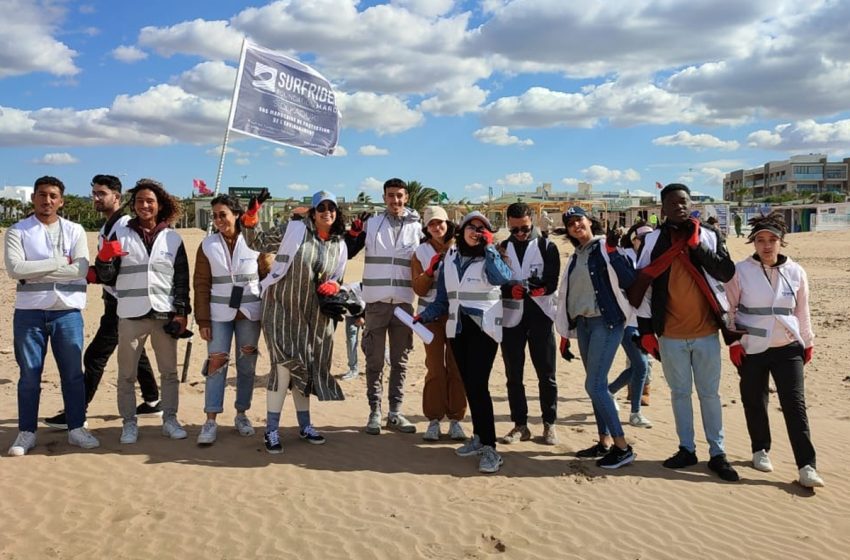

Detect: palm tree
[356,191,372,204]
[406,180,440,214]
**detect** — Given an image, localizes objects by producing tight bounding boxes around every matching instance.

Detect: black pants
[501,312,557,425]
[84,292,159,404]
[450,314,499,448]
[739,342,816,468]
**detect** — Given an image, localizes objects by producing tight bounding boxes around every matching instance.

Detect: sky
[3,0,850,202]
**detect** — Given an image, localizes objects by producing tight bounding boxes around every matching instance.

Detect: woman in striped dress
[243,190,348,454]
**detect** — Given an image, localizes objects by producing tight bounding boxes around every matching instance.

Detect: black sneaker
[44,412,68,430]
[299,425,326,445]
[576,442,611,458]
[708,454,740,482]
[596,445,636,469]
[264,430,283,454]
[663,446,698,469]
[136,401,163,416]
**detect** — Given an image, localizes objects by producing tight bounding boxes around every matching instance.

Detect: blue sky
[3,0,850,201]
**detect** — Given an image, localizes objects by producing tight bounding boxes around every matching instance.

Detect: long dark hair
[562,214,604,247]
[455,226,485,257]
[210,194,244,233]
[308,206,347,236]
[422,220,457,243]
[129,178,183,225]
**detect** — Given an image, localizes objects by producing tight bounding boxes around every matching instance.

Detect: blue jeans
[203,319,261,414]
[608,326,650,413]
[14,309,86,432]
[344,316,360,371]
[575,316,625,438]
[658,333,725,457]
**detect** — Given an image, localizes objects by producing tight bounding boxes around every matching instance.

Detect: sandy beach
[1,227,849,560]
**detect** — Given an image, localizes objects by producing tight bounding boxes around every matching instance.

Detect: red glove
[480,229,494,246]
[529,286,546,297]
[317,280,340,296]
[97,239,128,261]
[639,334,661,360]
[559,337,575,361]
[729,343,746,368]
[804,346,813,364]
[242,188,270,227]
[687,218,701,249]
[511,283,527,300]
[86,266,98,284]
[425,253,442,277]
[605,229,620,253]
[347,218,364,237]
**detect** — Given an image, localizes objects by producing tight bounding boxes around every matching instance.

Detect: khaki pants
[117,318,179,422]
[362,301,413,412]
[422,316,466,421]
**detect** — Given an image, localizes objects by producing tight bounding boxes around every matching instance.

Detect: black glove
[163,321,193,339]
[527,272,546,290]
[605,228,620,250]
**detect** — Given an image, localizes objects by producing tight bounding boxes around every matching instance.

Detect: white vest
[443,248,503,343]
[362,212,421,304]
[101,215,130,298]
[259,220,348,294]
[414,242,438,313]
[113,224,183,318]
[501,238,557,328]
[13,216,87,310]
[201,233,262,321]
[733,257,805,354]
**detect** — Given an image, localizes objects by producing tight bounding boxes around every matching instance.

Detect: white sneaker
[340,369,359,381]
[448,420,466,441]
[197,420,217,445]
[629,412,653,428]
[234,414,255,437]
[798,465,825,488]
[422,420,441,441]
[120,421,139,444]
[752,449,773,472]
[68,427,100,449]
[8,431,36,456]
[162,417,188,440]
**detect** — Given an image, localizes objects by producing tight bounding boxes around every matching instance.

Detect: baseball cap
[311,190,337,208]
[423,206,449,224]
[459,211,493,231]
[563,206,589,222]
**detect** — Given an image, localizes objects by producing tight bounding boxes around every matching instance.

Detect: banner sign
[228,41,340,156]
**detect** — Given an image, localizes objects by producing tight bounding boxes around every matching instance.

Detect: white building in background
[1,185,33,203]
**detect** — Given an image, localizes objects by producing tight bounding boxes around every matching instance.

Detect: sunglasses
[316,203,337,213]
[466,224,486,233]
[510,226,532,235]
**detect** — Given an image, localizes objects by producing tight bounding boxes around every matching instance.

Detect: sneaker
[422,419,441,441]
[542,423,559,445]
[44,411,68,430]
[340,369,359,381]
[456,434,483,457]
[234,414,255,437]
[264,430,283,454]
[663,447,698,469]
[448,420,466,441]
[8,431,36,456]
[386,412,416,433]
[120,421,139,444]
[197,420,217,445]
[162,417,188,440]
[500,424,531,444]
[299,425,326,445]
[68,427,100,450]
[136,401,163,417]
[596,445,636,469]
[629,412,653,428]
[798,465,825,488]
[365,410,382,435]
[478,445,504,474]
[575,442,611,458]
[752,449,773,472]
[708,454,740,482]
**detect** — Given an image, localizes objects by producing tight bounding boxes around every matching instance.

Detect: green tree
[356,191,372,204]
[406,180,440,213]
[734,186,751,207]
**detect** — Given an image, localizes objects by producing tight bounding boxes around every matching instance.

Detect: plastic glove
[86,266,98,284]
[729,343,746,368]
[605,228,620,253]
[479,229,494,246]
[511,283,527,300]
[425,253,442,277]
[559,337,575,361]
[687,218,701,249]
[804,346,813,364]
[348,218,364,237]
[529,286,546,297]
[97,239,128,261]
[317,280,340,296]
[245,188,271,217]
[638,333,661,360]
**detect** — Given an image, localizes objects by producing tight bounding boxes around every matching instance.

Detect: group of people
[4,176,824,488]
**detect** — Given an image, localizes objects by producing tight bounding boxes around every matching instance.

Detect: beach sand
[1,227,849,559]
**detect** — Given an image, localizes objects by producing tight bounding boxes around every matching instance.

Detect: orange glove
[242,188,270,227]
[317,280,340,296]
[804,346,813,364]
[97,239,128,261]
[425,253,442,277]
[729,343,746,368]
[639,334,661,360]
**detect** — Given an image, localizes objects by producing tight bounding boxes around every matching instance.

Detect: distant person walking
[734,213,743,238]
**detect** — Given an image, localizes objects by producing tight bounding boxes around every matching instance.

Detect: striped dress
[248,219,346,401]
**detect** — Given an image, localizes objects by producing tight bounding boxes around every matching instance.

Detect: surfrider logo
[252,61,278,93]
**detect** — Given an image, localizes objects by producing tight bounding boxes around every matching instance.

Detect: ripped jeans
[203,319,261,414]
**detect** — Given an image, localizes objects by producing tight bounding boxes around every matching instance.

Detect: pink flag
[655,181,663,190]
[193,179,212,195]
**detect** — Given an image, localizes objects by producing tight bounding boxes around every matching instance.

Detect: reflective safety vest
[113,224,183,318]
[13,215,87,310]
[414,242,438,313]
[201,232,262,321]
[733,257,805,354]
[501,238,556,328]
[362,212,421,304]
[101,215,129,299]
[443,248,503,343]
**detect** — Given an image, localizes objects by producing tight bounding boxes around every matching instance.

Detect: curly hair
[747,211,788,247]
[128,178,183,225]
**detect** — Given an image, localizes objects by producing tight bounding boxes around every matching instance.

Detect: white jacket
[362,211,421,304]
[443,247,503,343]
[201,232,262,321]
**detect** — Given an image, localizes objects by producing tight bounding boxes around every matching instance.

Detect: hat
[459,211,493,232]
[634,225,653,238]
[311,190,337,208]
[563,206,589,222]
[750,223,784,239]
[423,206,448,224]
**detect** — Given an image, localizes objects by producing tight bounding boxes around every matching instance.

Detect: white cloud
[653,130,740,151]
[331,145,348,157]
[111,45,148,63]
[359,144,390,156]
[138,18,244,61]
[337,92,424,134]
[419,86,488,116]
[747,119,850,151]
[288,183,310,191]
[360,176,383,191]
[561,177,579,186]
[465,182,485,191]
[174,61,236,98]
[473,126,533,146]
[0,0,79,78]
[391,0,455,18]
[273,148,286,158]
[32,152,78,165]
[496,172,534,186]
[582,165,641,184]
[234,157,250,166]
